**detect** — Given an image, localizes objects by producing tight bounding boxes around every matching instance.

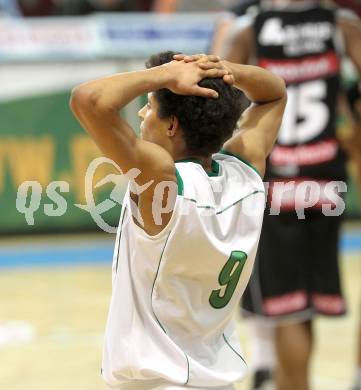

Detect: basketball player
[222,2,361,390]
[70,52,286,389]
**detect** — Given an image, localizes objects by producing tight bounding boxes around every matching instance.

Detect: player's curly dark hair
[146,51,246,157]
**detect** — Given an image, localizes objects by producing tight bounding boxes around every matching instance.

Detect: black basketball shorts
[242,211,346,320]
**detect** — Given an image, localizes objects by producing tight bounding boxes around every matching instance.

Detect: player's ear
[166,115,179,137]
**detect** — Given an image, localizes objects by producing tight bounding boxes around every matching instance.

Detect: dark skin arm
[221,61,287,177]
[70,58,228,234]
[221,21,287,177]
[222,23,254,64]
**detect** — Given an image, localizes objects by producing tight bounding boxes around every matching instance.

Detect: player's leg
[242,212,312,390]
[307,213,345,318]
[306,212,346,389]
[272,213,316,390]
[275,320,313,390]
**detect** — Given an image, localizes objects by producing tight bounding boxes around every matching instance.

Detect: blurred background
[0,1,360,389]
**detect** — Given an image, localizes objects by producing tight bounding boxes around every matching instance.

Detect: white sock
[246,317,276,372]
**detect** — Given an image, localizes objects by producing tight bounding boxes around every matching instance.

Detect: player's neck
[174,154,213,172]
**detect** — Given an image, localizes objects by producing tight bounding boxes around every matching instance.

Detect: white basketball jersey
[102,151,265,389]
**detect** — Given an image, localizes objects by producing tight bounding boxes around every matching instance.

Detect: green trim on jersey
[150,230,190,385]
[184,354,190,385]
[115,206,127,274]
[209,159,220,177]
[183,190,265,215]
[215,190,264,215]
[175,158,220,177]
[222,333,247,366]
[175,169,184,196]
[219,149,262,179]
[150,231,171,334]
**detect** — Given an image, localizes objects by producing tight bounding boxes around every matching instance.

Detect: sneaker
[251,369,274,390]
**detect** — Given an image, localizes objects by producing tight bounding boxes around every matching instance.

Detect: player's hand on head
[173,53,221,63]
[174,53,234,86]
[164,59,222,98]
[168,54,234,97]
[196,59,234,85]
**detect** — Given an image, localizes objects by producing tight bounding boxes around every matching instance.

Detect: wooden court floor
[0,230,360,390]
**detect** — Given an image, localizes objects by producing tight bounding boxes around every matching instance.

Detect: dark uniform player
[223,2,361,389]
[244,4,347,318]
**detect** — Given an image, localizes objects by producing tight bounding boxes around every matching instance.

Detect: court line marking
[0,231,360,268]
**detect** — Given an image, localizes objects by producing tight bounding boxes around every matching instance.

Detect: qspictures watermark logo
[15,156,347,233]
[16,157,124,233]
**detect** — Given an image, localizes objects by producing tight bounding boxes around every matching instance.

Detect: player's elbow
[70,85,107,117]
[70,86,95,113]
[279,94,288,118]
[276,77,287,101]
[280,92,288,107]
[272,92,287,115]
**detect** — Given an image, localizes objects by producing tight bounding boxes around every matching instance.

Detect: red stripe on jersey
[259,51,340,83]
[269,139,339,167]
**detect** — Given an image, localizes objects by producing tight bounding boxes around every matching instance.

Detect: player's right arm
[69,59,227,234]
[69,60,222,187]
[222,62,287,177]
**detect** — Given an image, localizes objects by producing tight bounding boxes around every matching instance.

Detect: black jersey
[253,5,347,183]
